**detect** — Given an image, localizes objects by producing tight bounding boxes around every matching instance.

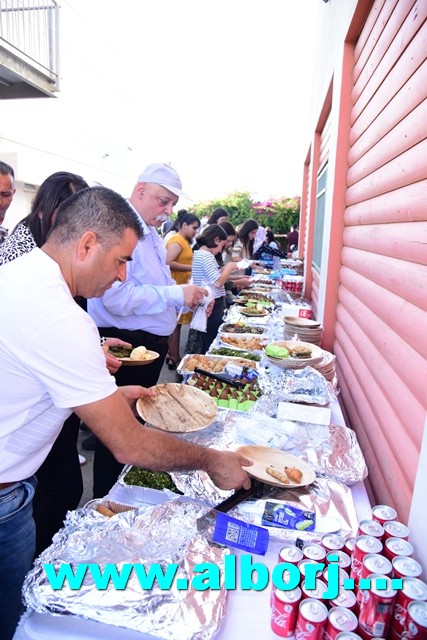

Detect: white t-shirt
[0,248,117,482]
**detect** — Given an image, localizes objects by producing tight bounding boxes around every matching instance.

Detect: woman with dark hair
[207,207,229,226]
[185,224,239,353]
[0,171,89,264]
[162,208,190,245]
[253,228,288,264]
[232,218,259,260]
[165,213,201,368]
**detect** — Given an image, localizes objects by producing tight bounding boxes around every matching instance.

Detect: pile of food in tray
[122,466,181,493]
[179,353,258,373]
[209,347,262,362]
[220,322,266,334]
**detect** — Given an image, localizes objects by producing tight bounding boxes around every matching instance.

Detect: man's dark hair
[47,186,143,247]
[0,161,14,178]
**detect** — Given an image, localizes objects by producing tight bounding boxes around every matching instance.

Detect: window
[312,163,328,271]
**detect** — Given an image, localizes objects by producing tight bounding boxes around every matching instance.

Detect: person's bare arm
[73,389,251,491]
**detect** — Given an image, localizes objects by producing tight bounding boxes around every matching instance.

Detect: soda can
[327,550,351,570]
[357,520,385,540]
[383,521,410,542]
[392,557,423,580]
[389,578,427,640]
[332,588,358,612]
[299,558,324,579]
[323,606,358,640]
[278,545,304,565]
[271,586,302,637]
[356,554,392,607]
[301,578,328,601]
[303,543,327,562]
[350,535,383,586]
[322,534,345,553]
[403,600,427,640]
[384,537,414,562]
[295,597,328,640]
[358,573,397,639]
[345,537,357,555]
[323,566,350,586]
[371,505,397,526]
[335,633,363,640]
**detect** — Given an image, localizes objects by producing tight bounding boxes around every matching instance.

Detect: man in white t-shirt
[0,186,251,640]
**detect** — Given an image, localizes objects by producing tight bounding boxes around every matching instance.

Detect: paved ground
[77,325,189,506]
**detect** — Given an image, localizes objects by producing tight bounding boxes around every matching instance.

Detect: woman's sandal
[167,358,180,370]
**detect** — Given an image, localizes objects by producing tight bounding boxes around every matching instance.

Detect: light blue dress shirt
[88,216,184,335]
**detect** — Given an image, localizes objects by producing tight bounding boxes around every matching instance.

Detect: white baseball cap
[137,163,189,199]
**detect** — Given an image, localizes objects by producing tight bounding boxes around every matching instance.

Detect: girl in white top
[187,224,238,353]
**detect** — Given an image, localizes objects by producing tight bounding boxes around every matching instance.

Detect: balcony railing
[0,0,59,86]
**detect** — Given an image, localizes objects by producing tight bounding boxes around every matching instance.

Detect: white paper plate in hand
[236,445,316,488]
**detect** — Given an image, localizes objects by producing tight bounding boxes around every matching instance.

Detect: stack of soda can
[270,504,427,640]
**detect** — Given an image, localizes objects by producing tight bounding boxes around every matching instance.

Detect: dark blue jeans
[0,477,36,640]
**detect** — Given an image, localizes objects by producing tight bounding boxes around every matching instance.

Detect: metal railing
[0,0,59,84]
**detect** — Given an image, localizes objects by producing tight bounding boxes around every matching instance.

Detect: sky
[1,0,320,209]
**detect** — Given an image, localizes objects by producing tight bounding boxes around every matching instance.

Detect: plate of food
[220,323,267,335]
[105,345,160,366]
[219,333,267,352]
[236,445,316,488]
[264,341,324,369]
[136,383,217,432]
[239,307,269,317]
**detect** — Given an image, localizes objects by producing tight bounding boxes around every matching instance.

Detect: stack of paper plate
[313,351,336,382]
[283,316,323,346]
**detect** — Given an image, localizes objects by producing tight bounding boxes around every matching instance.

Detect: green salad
[123,467,181,493]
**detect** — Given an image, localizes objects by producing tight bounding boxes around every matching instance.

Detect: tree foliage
[189,191,300,234]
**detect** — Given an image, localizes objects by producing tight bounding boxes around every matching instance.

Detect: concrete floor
[77,325,189,506]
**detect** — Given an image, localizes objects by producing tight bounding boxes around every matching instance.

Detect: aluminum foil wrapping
[127,409,367,509]
[231,477,360,543]
[23,500,229,640]
[256,366,337,405]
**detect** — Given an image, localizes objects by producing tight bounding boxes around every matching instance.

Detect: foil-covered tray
[23,500,229,640]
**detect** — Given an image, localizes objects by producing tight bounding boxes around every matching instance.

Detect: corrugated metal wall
[334,0,427,522]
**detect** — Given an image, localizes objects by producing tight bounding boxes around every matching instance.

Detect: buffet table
[14,286,372,640]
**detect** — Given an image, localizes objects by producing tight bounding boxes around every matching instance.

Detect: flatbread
[136,383,217,432]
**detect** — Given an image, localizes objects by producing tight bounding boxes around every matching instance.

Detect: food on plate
[284,466,303,483]
[239,307,269,317]
[130,345,152,361]
[182,353,256,372]
[137,383,217,432]
[266,466,290,484]
[108,344,133,358]
[265,344,290,359]
[95,504,116,517]
[289,345,312,358]
[220,335,265,351]
[221,323,265,335]
[209,347,261,361]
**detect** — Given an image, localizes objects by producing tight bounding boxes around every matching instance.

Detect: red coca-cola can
[345,537,357,555]
[332,588,358,612]
[357,520,385,540]
[358,574,397,639]
[279,545,304,565]
[299,308,312,319]
[389,578,427,640]
[299,558,323,579]
[323,566,350,587]
[327,550,351,570]
[322,534,345,553]
[323,606,358,640]
[350,536,383,586]
[271,586,302,637]
[303,543,327,562]
[383,521,410,542]
[301,578,328,601]
[356,554,392,607]
[384,537,414,562]
[335,633,363,640]
[295,597,328,640]
[392,557,423,580]
[371,505,397,526]
[403,601,427,640]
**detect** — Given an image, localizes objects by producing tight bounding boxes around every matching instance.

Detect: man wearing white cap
[87,163,207,496]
